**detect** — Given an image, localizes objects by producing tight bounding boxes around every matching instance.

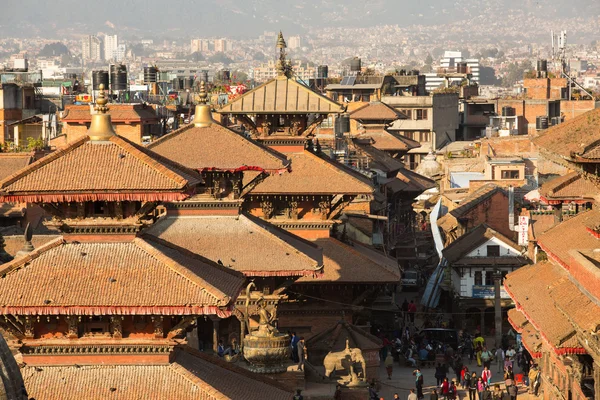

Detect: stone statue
[323,340,367,387]
[256,298,276,337]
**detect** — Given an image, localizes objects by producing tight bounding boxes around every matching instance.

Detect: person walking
[476,377,485,400]
[461,365,469,388]
[529,364,540,395]
[408,389,418,400]
[415,368,424,399]
[429,389,439,400]
[440,377,449,399]
[290,332,299,363]
[495,347,504,373]
[506,379,518,400]
[293,389,303,400]
[408,300,417,323]
[297,337,306,371]
[385,353,394,380]
[481,366,492,388]
[468,372,478,400]
[435,363,445,386]
[402,298,409,322]
[480,347,493,369]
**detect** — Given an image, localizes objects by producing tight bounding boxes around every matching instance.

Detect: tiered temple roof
[297,238,400,284]
[0,236,244,317]
[249,151,373,195]
[22,346,291,400]
[538,171,599,204]
[217,75,344,115]
[147,123,289,173]
[0,135,200,203]
[145,214,323,277]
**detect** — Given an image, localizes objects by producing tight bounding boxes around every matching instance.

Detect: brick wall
[560,100,595,121]
[458,191,515,240]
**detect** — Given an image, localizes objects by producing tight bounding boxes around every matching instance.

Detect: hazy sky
[1,0,599,38]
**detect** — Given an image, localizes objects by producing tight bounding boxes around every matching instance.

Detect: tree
[501,61,533,87]
[186,51,205,62]
[231,71,248,82]
[425,54,433,65]
[431,47,444,59]
[208,52,233,65]
[38,42,70,57]
[479,66,500,85]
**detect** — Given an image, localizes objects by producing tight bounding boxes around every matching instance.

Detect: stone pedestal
[268,367,305,392]
[243,333,290,373]
[339,387,369,400]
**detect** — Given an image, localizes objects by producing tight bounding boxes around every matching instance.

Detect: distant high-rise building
[113,44,126,62]
[104,35,119,61]
[81,35,102,62]
[288,36,301,50]
[214,39,227,53]
[190,39,210,53]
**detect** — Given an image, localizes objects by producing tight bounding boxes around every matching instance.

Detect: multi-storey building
[81,35,102,62]
[103,34,118,61]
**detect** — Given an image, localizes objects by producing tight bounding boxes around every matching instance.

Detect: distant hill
[0,0,598,38]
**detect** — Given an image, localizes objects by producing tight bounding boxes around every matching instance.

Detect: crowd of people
[370,322,538,400]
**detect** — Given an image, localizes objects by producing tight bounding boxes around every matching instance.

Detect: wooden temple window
[84,316,110,337]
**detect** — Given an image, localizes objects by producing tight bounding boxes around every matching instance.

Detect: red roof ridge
[0,236,66,276]
[133,237,239,306]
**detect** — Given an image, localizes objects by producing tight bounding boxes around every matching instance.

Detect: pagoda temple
[0,86,293,399]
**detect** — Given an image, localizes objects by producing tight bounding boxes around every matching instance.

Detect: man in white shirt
[495,347,505,373]
[506,346,516,362]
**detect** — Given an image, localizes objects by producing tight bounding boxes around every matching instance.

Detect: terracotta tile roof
[539,172,599,202]
[61,104,158,122]
[358,131,420,152]
[22,346,292,400]
[533,108,600,159]
[442,224,523,264]
[507,309,543,357]
[0,237,244,315]
[296,238,400,283]
[507,308,528,332]
[537,209,600,266]
[527,212,556,240]
[144,214,323,277]
[147,123,289,173]
[0,136,201,203]
[395,168,436,192]
[504,262,579,350]
[450,184,504,218]
[0,153,32,181]
[351,141,405,173]
[349,102,405,121]
[547,265,600,334]
[250,151,373,195]
[218,76,344,114]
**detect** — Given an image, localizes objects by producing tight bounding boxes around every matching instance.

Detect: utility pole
[493,268,503,348]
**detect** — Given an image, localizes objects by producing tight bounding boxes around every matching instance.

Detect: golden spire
[192,81,213,128]
[276,31,287,49]
[276,31,292,78]
[88,84,116,141]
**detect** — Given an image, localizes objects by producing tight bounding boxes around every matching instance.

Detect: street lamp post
[493,269,503,348]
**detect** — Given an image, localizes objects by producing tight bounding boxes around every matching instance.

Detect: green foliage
[38,42,70,57]
[424,54,433,65]
[502,61,533,87]
[26,137,44,151]
[208,52,233,65]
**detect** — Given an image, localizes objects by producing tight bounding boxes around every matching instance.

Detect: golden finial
[88,83,116,140]
[198,81,208,104]
[95,83,109,114]
[192,81,213,128]
[276,31,287,49]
